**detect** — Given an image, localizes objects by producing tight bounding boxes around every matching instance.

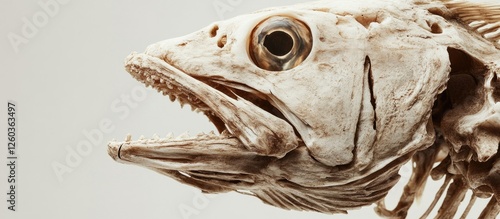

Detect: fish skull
[108,0,500,217]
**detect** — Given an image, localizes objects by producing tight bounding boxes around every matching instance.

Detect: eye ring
[249,16,312,71]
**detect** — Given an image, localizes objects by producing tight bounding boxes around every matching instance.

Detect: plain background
[0,0,493,218]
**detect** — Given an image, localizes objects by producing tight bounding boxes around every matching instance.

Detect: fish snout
[107,142,124,163]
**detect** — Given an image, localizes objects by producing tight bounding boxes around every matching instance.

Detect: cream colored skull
[108,0,500,218]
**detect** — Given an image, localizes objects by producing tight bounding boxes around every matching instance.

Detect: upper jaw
[110,51,299,158]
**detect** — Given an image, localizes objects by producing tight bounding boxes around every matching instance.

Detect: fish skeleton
[108,0,500,218]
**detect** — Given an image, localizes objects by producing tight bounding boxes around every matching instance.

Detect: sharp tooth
[125,134,132,142]
[153,134,160,140]
[166,132,173,139]
[139,135,145,140]
[179,132,190,139]
[167,83,174,89]
[169,95,176,102]
[208,130,216,136]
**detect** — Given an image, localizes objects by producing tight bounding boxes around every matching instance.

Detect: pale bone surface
[108,0,500,218]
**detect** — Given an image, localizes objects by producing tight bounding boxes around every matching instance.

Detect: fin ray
[442,0,500,44]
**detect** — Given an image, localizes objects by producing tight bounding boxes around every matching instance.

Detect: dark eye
[249,16,312,71]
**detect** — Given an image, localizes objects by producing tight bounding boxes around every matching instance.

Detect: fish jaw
[107,133,277,195]
[107,134,266,174]
[116,52,298,157]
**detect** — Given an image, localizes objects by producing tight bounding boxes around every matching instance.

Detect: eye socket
[249,16,312,71]
[264,31,294,56]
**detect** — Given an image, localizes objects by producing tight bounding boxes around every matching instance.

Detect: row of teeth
[130,66,211,112]
[126,67,230,144]
[133,68,211,113]
[137,70,221,130]
[112,130,233,144]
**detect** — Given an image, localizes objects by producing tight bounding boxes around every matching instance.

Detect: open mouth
[108,52,299,166]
